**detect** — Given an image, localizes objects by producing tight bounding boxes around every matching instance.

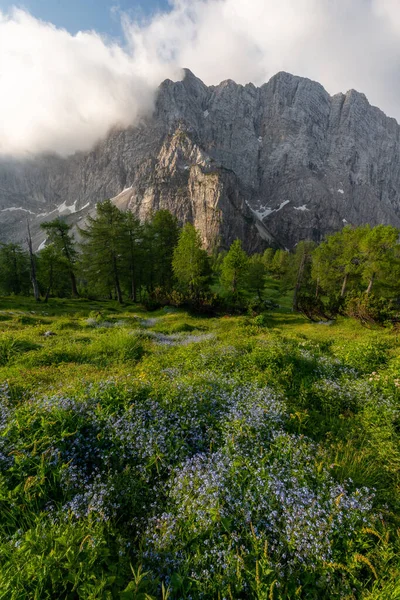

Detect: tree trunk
[70,271,79,298]
[26,221,40,302]
[130,262,137,302]
[293,251,306,312]
[315,277,320,299]
[366,273,375,295]
[113,255,123,304]
[45,263,53,303]
[340,273,348,298]
[131,279,137,303]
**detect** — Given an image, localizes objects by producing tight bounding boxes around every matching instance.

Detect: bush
[345,293,398,327]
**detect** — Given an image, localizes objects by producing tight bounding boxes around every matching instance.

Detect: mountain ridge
[1,69,400,250]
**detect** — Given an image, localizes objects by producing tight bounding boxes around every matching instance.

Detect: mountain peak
[2,70,400,251]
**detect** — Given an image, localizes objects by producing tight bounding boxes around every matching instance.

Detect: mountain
[1,69,400,251]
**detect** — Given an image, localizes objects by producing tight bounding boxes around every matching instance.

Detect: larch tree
[41,218,79,297]
[172,223,210,300]
[79,200,126,303]
[0,243,30,296]
[220,239,249,298]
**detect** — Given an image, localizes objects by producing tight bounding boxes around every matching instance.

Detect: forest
[1,199,400,327]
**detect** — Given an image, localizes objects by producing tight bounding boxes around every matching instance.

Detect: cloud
[0,8,166,157]
[2,1,400,157]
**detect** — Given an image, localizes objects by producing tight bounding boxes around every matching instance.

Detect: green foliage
[79,200,127,303]
[0,336,39,366]
[148,210,180,291]
[345,293,398,326]
[40,218,79,297]
[246,253,266,299]
[173,223,210,301]
[333,338,390,374]
[0,298,398,597]
[0,243,30,296]
[220,239,249,298]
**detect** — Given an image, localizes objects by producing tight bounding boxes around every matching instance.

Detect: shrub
[345,293,398,327]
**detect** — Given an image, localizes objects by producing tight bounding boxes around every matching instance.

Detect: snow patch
[250,200,290,221]
[258,136,263,143]
[58,200,78,214]
[253,206,274,219]
[293,205,310,211]
[277,200,290,211]
[1,206,35,215]
[38,239,47,251]
[343,218,348,223]
[338,189,345,194]
[80,202,90,211]
[37,208,58,218]
[203,110,209,118]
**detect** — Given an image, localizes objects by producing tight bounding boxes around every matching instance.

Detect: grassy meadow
[0,297,399,599]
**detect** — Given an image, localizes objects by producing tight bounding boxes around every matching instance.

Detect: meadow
[0,297,399,599]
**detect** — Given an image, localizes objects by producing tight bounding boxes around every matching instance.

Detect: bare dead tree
[26,220,40,302]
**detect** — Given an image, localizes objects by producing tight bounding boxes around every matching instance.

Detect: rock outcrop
[1,69,400,250]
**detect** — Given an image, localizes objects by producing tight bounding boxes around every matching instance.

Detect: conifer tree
[80,200,126,303]
[262,247,276,273]
[37,245,70,301]
[220,239,249,297]
[151,210,180,290]
[246,254,266,300]
[0,243,30,296]
[292,241,316,311]
[41,218,79,297]
[121,212,143,302]
[312,226,365,298]
[173,223,210,299]
[359,224,400,294]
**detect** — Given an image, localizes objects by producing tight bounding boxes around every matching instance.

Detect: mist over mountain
[1,69,400,251]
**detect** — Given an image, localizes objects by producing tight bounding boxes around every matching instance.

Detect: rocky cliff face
[1,69,400,250]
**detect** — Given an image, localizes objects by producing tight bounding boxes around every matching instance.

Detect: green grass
[0,296,399,599]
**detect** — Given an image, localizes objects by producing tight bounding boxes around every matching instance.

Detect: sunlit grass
[0,296,399,598]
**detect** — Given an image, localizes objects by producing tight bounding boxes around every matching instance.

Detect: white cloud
[0,8,160,156]
[2,1,400,157]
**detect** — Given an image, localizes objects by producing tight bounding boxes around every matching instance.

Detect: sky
[0,0,169,35]
[2,0,400,157]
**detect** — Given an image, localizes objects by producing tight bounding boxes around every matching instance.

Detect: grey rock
[2,69,400,250]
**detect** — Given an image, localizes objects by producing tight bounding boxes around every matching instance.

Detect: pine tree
[291,241,316,311]
[41,218,79,297]
[173,223,210,300]
[0,243,30,296]
[220,239,249,298]
[312,226,365,298]
[37,245,70,301]
[246,254,266,300]
[121,212,143,302]
[262,247,276,273]
[151,210,181,290]
[80,200,126,303]
[359,225,400,294]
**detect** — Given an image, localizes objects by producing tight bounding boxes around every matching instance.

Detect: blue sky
[0,0,170,36]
